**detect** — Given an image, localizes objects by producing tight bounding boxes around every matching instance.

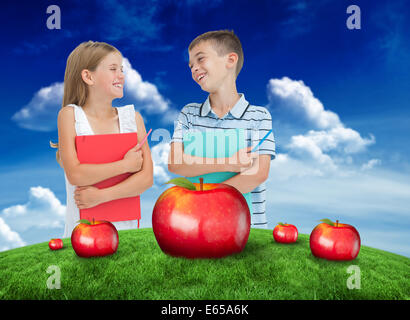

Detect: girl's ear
[81,69,94,86]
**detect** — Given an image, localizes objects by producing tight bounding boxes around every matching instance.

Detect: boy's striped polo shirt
[170,93,276,228]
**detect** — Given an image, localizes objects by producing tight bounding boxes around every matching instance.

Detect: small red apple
[273,223,298,243]
[71,219,119,258]
[152,177,251,258]
[310,219,361,261]
[49,238,63,250]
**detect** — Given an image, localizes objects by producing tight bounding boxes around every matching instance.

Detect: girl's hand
[122,145,143,173]
[74,186,104,209]
[228,147,258,172]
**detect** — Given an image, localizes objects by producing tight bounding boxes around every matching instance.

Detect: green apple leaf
[278,222,286,226]
[77,219,91,225]
[319,218,335,226]
[163,177,196,190]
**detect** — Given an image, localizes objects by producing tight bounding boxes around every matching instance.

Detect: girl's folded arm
[58,106,128,186]
[100,145,153,202]
[99,111,154,202]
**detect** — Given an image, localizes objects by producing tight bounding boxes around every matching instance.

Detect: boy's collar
[200,93,250,119]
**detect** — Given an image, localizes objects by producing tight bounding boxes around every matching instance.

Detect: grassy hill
[0,228,408,300]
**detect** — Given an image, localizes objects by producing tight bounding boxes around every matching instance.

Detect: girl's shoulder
[58,104,84,123]
[58,105,76,122]
[117,104,143,121]
[62,103,81,112]
[58,105,90,136]
[57,106,77,137]
[116,104,142,133]
[116,104,135,113]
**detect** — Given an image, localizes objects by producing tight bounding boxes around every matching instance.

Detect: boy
[168,30,275,228]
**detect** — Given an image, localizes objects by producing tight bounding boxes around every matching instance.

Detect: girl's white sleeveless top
[63,104,138,238]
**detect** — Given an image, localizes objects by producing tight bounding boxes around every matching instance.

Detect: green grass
[0,228,408,300]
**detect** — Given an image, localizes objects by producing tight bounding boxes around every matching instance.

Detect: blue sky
[0,0,409,257]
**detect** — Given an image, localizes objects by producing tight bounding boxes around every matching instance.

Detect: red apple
[273,223,298,243]
[152,177,251,258]
[310,219,361,261]
[49,238,63,250]
[71,219,119,258]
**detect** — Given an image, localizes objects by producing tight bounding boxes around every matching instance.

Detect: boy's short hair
[189,30,244,78]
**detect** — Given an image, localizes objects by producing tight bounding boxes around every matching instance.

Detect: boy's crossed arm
[168,142,254,176]
[168,142,270,193]
[222,154,271,194]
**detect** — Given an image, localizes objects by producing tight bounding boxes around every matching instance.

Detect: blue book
[183,128,253,214]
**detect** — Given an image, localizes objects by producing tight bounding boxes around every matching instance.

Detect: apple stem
[92,218,95,225]
[199,177,203,191]
[336,220,339,227]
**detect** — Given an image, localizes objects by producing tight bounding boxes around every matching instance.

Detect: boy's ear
[226,52,239,71]
[81,69,94,86]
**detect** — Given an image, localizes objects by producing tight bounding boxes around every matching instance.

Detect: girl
[51,41,153,237]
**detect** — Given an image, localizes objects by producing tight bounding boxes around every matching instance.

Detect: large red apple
[152,177,251,258]
[71,219,119,258]
[310,219,360,261]
[273,223,298,243]
[49,238,63,250]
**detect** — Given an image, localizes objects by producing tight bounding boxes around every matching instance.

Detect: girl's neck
[82,95,114,119]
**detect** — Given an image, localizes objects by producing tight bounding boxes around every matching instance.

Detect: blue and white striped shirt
[170,94,276,228]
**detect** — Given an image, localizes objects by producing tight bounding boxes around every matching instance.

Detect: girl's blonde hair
[50,41,122,167]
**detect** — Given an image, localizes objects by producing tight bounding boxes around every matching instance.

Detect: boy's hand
[122,144,143,173]
[229,147,258,172]
[74,186,104,209]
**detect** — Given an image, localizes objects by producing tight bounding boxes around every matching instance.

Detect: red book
[75,132,141,225]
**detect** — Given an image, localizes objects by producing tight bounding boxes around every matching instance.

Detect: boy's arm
[222,155,271,194]
[168,142,241,177]
[168,105,228,176]
[58,107,130,186]
[167,105,256,177]
[224,108,275,194]
[168,105,242,176]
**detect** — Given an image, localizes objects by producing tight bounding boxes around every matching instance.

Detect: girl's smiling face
[92,51,125,100]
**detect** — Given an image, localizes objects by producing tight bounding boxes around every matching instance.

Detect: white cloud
[288,134,337,171]
[0,217,26,252]
[267,164,410,223]
[11,57,174,131]
[267,76,375,172]
[268,77,342,130]
[361,159,381,171]
[123,57,171,114]
[1,186,65,233]
[270,153,326,181]
[265,76,410,257]
[0,186,66,252]
[150,142,171,184]
[302,127,375,154]
[11,82,63,131]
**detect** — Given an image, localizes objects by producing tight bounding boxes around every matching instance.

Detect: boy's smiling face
[188,40,234,93]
